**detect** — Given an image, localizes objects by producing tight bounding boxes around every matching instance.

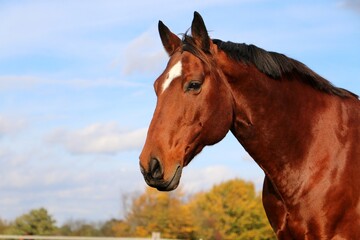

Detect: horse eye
[187,81,202,92]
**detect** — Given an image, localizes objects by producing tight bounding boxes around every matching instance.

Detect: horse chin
[156,166,183,191]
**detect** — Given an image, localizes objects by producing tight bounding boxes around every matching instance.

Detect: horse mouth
[156,166,182,191]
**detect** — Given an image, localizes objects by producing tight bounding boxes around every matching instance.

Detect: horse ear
[191,11,210,52]
[158,21,181,56]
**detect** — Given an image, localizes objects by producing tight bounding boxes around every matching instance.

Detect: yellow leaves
[111,221,130,237]
[112,179,276,240]
[189,179,276,240]
[121,187,195,239]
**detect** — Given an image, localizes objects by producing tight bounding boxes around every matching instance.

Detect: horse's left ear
[191,11,210,52]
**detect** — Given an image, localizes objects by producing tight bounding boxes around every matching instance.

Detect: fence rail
[0,234,175,240]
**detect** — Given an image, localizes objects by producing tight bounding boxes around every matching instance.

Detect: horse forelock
[181,34,212,66]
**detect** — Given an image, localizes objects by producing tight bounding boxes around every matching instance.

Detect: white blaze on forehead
[162,60,182,93]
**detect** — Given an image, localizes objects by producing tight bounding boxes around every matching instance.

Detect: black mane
[182,35,357,98]
[211,39,357,98]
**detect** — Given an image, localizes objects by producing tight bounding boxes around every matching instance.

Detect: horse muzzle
[140,158,183,191]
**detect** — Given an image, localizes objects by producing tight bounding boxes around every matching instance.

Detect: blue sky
[0,0,359,224]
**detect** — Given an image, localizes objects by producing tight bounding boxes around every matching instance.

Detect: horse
[139,12,360,239]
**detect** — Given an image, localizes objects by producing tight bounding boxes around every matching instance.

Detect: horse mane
[182,35,357,98]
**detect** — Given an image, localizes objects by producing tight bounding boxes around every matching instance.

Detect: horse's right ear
[158,21,181,56]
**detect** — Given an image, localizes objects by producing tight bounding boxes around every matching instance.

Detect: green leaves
[7,208,56,236]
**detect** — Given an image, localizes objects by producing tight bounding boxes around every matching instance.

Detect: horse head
[139,12,234,191]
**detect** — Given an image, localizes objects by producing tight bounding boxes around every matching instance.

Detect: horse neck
[218,57,336,202]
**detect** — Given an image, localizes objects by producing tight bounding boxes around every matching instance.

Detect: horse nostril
[149,158,163,180]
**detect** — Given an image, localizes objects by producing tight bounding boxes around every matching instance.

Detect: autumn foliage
[113,179,276,240]
[120,188,194,238]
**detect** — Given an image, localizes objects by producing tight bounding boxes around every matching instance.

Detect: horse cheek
[203,90,233,145]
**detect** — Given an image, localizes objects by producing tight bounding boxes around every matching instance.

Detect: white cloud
[339,0,360,13]
[0,144,146,223]
[122,28,167,75]
[0,1,205,57]
[0,75,41,90]
[0,75,144,91]
[180,165,238,193]
[0,0,246,59]
[46,122,147,154]
[0,115,27,136]
[180,164,265,194]
[63,78,144,88]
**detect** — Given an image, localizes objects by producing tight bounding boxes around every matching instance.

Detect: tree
[7,208,56,235]
[120,187,196,239]
[0,218,9,234]
[55,218,120,237]
[57,220,105,236]
[189,179,276,240]
[100,219,120,236]
[111,220,131,237]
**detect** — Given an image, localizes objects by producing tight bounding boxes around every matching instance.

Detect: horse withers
[139,12,360,239]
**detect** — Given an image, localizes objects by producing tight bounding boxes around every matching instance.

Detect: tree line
[0,179,276,240]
